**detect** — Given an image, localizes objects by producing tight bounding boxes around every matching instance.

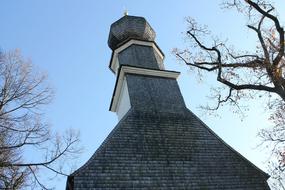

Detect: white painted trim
[110,39,164,74]
[110,66,180,112]
[116,78,131,120]
[121,66,180,79]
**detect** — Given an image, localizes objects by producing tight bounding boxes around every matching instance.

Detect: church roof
[108,15,156,50]
[66,108,269,189]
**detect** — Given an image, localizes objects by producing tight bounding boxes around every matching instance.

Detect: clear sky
[1,0,285,189]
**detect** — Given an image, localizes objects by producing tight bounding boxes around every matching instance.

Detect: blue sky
[1,0,285,189]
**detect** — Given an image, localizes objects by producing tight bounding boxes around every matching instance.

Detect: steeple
[108,15,164,73]
[108,15,186,120]
[66,15,270,190]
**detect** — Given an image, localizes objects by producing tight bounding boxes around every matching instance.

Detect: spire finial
[123,8,128,16]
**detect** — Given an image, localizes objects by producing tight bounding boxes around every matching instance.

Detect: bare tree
[0,49,80,189]
[173,0,284,187]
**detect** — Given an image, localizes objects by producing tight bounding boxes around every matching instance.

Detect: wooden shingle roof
[66,15,270,190]
[67,109,270,189]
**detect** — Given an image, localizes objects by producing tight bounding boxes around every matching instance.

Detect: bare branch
[0,49,81,189]
[175,1,285,180]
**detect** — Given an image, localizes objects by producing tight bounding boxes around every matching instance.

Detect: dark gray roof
[67,108,270,189]
[108,15,156,50]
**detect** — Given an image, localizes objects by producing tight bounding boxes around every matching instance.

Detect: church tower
[66,15,270,189]
[108,15,185,120]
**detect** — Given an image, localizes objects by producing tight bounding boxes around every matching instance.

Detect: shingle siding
[118,45,163,70]
[126,74,186,114]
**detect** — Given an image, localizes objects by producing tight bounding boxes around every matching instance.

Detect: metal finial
[123,9,128,16]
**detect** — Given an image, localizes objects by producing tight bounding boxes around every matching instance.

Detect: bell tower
[108,15,186,120]
[66,15,270,190]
